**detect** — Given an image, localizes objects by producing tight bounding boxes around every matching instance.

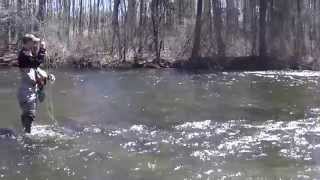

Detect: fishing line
[39,21,59,128]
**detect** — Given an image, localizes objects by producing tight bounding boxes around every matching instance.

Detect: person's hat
[22,34,41,43]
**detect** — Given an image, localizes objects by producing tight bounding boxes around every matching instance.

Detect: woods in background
[0,0,320,68]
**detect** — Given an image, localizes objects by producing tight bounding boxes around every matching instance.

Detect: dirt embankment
[0,53,17,67]
[67,55,316,71]
[0,49,316,71]
[172,56,316,71]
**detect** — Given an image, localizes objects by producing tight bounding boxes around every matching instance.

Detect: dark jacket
[18,47,46,69]
[17,47,46,104]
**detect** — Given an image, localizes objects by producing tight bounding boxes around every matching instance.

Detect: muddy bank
[70,56,315,71]
[0,51,316,71]
[0,53,18,67]
[172,56,316,71]
[66,55,317,71]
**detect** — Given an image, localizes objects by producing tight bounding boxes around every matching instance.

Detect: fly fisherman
[17,34,55,133]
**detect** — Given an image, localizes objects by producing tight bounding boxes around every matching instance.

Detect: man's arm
[37,41,47,65]
[37,47,46,65]
[18,50,41,69]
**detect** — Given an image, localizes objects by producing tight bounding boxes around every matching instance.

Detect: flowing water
[1,69,320,179]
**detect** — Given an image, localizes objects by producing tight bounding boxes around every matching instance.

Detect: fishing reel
[37,73,55,103]
[48,74,56,83]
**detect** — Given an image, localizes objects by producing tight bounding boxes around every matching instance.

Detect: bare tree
[0,0,320,68]
[213,0,226,57]
[259,0,267,57]
[112,0,121,59]
[79,0,83,34]
[37,0,46,22]
[138,0,145,56]
[191,0,203,59]
[151,0,162,61]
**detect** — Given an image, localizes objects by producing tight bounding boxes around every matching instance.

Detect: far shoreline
[0,54,317,72]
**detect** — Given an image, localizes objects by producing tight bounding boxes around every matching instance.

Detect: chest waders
[18,69,38,134]
[19,68,55,134]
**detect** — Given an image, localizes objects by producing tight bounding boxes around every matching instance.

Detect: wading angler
[17,34,55,133]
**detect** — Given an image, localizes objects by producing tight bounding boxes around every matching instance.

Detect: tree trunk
[64,0,71,45]
[112,0,121,59]
[205,0,213,45]
[178,0,184,24]
[3,0,10,50]
[151,0,161,61]
[89,0,93,35]
[16,0,23,40]
[250,0,257,56]
[72,0,76,35]
[138,0,145,55]
[191,0,203,59]
[213,0,226,57]
[259,0,267,57]
[128,0,136,52]
[96,0,101,31]
[226,0,235,37]
[79,0,83,34]
[295,0,305,57]
[38,0,46,22]
[128,0,137,29]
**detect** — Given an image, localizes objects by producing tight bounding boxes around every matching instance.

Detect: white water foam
[24,125,73,141]
[245,71,320,78]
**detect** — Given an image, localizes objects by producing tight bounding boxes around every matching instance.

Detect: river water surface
[1,69,320,179]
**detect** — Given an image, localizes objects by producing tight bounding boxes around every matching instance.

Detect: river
[1,69,320,179]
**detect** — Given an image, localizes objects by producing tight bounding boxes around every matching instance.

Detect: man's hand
[48,74,56,83]
[40,41,46,49]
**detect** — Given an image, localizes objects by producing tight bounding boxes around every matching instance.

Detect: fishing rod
[39,21,59,127]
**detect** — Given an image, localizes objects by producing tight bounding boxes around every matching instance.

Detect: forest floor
[0,49,316,71]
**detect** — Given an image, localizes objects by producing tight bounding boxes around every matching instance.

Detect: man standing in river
[17,34,52,133]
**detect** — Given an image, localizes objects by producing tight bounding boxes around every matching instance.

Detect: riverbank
[0,51,316,71]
